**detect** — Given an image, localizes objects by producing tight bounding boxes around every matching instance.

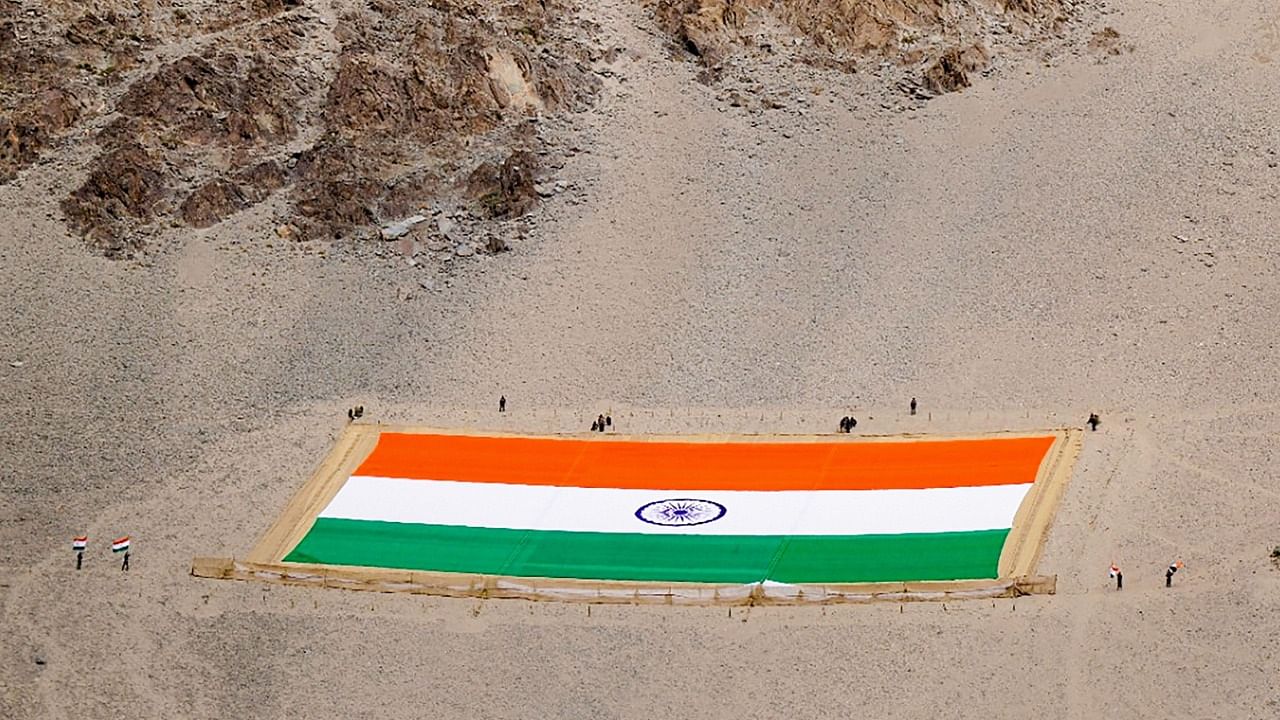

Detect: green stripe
[284,518,1009,584]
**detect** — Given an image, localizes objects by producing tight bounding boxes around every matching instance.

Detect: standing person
[1166,560,1183,587]
[910,397,917,416]
[605,415,612,429]
[499,395,506,413]
[1109,563,1122,590]
[591,419,599,432]
[73,535,87,570]
[1088,413,1100,431]
[112,536,131,571]
[597,414,606,432]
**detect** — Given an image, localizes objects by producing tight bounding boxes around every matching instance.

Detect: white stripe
[319,476,1032,536]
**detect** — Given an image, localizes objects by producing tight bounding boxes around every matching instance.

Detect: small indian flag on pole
[72,536,87,551]
[111,536,131,553]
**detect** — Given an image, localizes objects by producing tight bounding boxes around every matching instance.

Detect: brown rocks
[236,160,289,195]
[3,0,598,255]
[324,54,420,137]
[0,116,45,184]
[484,234,511,254]
[1002,0,1044,13]
[648,0,1065,79]
[63,41,306,247]
[181,180,249,229]
[466,150,540,219]
[28,88,85,134]
[292,179,382,240]
[1089,27,1133,56]
[61,143,168,258]
[774,0,942,55]
[117,53,297,147]
[923,50,970,94]
[922,44,989,95]
[178,160,289,230]
[0,88,86,183]
[653,0,751,62]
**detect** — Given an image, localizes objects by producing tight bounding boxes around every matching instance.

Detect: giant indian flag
[282,432,1057,585]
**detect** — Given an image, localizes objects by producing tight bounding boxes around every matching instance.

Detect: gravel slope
[2,0,1279,717]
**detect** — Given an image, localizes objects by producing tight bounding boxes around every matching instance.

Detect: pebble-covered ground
[2,0,1279,717]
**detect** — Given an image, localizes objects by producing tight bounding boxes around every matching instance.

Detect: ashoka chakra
[635,498,727,527]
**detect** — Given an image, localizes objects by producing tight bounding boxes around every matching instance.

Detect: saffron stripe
[352,433,1055,491]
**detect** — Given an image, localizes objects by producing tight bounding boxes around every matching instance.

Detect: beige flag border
[198,425,1080,605]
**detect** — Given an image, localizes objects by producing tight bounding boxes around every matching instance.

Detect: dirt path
[1060,425,1135,718]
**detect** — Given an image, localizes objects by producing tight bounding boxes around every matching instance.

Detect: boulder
[380,214,428,240]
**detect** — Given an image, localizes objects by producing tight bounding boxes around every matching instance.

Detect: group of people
[835,402,1103,435]
[496,396,613,432]
[493,395,1107,445]
[1109,560,1184,589]
[838,397,922,433]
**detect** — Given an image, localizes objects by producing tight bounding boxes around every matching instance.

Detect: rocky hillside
[1,0,1079,258]
[1,0,600,257]
[650,0,1070,91]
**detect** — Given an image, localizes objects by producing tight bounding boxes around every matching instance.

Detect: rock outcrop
[3,0,1081,257]
[61,143,168,258]
[922,44,990,95]
[0,0,599,256]
[649,0,1067,81]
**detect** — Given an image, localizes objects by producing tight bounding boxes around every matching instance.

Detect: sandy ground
[3,0,1280,717]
